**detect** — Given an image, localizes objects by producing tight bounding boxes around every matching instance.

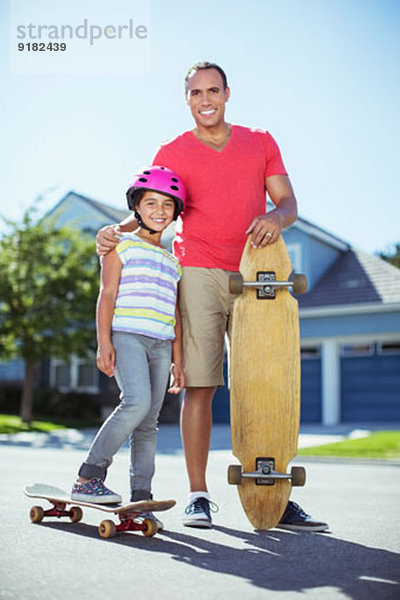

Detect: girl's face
[136,190,176,232]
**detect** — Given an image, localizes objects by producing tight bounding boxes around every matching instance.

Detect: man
[97,62,329,532]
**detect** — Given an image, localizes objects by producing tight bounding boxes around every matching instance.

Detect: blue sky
[1,0,399,255]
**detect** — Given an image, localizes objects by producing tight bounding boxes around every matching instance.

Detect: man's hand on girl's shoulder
[96,225,122,256]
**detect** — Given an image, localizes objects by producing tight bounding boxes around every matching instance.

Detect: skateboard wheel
[229,273,244,295]
[99,519,116,539]
[30,506,44,523]
[142,518,158,537]
[69,506,83,523]
[291,466,306,487]
[291,274,307,295]
[227,464,242,485]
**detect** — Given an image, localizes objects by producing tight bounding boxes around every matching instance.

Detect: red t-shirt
[152,125,288,271]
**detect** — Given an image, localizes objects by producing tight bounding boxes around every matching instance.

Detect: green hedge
[0,386,101,421]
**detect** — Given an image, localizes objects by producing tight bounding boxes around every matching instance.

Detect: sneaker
[182,497,218,529]
[71,478,122,504]
[277,501,329,532]
[134,511,164,531]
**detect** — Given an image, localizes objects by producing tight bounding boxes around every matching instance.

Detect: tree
[0,207,100,423]
[379,244,400,269]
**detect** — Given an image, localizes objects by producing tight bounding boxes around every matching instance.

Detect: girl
[71,166,185,528]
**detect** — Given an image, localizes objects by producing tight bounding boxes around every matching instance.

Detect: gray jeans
[79,331,172,500]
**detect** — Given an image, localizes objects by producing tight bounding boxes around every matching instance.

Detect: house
[2,191,400,424]
[284,219,400,424]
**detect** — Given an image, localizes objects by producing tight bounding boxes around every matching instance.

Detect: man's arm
[246,174,298,248]
[95,214,138,256]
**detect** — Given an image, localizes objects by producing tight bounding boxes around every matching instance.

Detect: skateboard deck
[228,235,306,530]
[24,483,175,538]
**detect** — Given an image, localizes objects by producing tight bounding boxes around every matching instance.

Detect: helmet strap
[134,210,157,235]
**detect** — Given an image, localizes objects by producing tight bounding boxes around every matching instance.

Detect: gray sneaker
[71,478,122,504]
[182,497,218,529]
[135,511,164,531]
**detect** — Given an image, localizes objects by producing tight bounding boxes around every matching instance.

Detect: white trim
[321,340,340,425]
[300,302,400,318]
[301,332,400,347]
[293,219,350,252]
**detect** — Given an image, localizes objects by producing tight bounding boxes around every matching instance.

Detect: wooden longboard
[229,235,305,530]
[24,483,175,538]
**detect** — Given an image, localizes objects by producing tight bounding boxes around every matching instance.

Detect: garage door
[341,343,400,422]
[300,355,322,423]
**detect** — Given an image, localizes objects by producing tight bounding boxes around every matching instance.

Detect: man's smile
[199,109,216,116]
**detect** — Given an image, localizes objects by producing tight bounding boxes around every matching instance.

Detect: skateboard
[228,235,307,530]
[24,483,175,539]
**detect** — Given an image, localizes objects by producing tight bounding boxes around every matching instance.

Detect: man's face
[185,68,230,129]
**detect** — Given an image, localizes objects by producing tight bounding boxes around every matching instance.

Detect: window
[50,355,99,393]
[340,343,374,357]
[78,362,97,387]
[54,363,71,387]
[301,346,321,359]
[377,342,400,355]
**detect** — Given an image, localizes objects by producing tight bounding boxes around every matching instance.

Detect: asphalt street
[0,425,399,600]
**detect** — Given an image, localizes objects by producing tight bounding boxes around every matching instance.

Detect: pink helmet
[126,166,186,220]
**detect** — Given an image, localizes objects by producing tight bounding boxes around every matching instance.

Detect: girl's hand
[96,343,116,377]
[168,364,185,394]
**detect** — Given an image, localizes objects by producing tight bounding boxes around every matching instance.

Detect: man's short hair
[184,62,228,91]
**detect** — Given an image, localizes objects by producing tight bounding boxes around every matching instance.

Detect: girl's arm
[96,251,122,377]
[169,302,185,394]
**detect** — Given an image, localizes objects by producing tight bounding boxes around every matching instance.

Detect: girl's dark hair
[127,188,146,210]
[184,62,228,90]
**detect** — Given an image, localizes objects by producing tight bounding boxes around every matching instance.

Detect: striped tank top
[112,234,182,340]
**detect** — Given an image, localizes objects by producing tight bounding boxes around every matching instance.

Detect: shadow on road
[36,520,399,599]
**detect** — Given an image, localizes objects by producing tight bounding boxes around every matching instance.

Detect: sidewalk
[1,422,398,453]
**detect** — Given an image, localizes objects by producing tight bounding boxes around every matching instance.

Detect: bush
[0,386,101,421]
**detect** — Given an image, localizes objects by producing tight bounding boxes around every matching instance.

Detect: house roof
[69,192,131,223]
[45,191,130,225]
[294,215,350,252]
[57,192,351,249]
[47,190,400,310]
[298,248,400,308]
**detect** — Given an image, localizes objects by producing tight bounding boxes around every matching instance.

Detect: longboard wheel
[291,466,306,487]
[229,273,244,295]
[69,506,83,523]
[142,518,158,537]
[99,519,116,539]
[291,274,307,294]
[227,464,242,485]
[30,506,44,523]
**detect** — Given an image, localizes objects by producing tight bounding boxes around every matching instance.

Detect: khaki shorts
[178,267,238,387]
